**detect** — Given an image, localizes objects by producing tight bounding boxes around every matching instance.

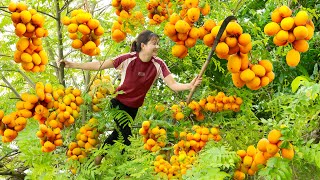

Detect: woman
[62,30,202,162]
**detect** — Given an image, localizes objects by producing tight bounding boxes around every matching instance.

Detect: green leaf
[291,76,309,92]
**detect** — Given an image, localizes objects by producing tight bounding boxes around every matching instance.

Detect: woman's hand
[190,75,202,89]
[58,59,73,68]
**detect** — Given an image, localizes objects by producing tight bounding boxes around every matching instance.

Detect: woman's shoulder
[114,52,137,60]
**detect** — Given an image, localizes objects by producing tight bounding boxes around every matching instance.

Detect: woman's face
[142,38,160,56]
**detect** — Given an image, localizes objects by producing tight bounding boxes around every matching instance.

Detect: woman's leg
[103,98,138,146]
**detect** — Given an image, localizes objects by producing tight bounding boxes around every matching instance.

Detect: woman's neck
[138,51,152,62]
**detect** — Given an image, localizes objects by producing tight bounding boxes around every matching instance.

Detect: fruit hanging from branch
[62,9,104,56]
[264,5,314,67]
[9,1,49,72]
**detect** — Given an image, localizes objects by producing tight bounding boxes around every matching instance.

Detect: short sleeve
[112,52,136,69]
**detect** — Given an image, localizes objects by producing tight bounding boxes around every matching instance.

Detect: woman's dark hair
[130,30,159,52]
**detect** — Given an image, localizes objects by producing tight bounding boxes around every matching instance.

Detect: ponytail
[130,40,138,52]
[131,30,159,53]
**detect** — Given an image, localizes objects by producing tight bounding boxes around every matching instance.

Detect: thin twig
[0,73,21,99]
[0,84,9,88]
[0,54,12,58]
[17,69,35,89]
[37,10,57,20]
[0,8,10,14]
[59,0,74,13]
[0,150,20,162]
[232,0,244,16]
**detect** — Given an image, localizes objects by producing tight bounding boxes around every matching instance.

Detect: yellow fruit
[264,22,280,36]
[21,53,33,63]
[278,5,292,18]
[238,33,251,46]
[67,23,78,33]
[175,20,191,34]
[266,143,279,155]
[251,64,266,77]
[258,60,273,72]
[16,37,30,51]
[275,30,289,42]
[227,54,241,73]
[243,155,253,168]
[240,69,255,82]
[257,138,269,152]
[280,17,295,31]
[226,21,243,36]
[260,76,270,87]
[254,151,267,165]
[71,39,83,49]
[215,42,229,56]
[78,24,91,35]
[20,10,32,24]
[225,37,238,47]
[232,73,245,88]
[8,2,17,12]
[271,9,282,23]
[246,76,261,90]
[62,16,71,25]
[294,11,309,26]
[305,24,314,40]
[247,145,256,157]
[286,49,300,67]
[268,129,282,144]
[293,26,308,40]
[292,40,309,52]
[281,144,294,160]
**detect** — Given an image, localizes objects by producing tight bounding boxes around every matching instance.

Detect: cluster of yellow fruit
[170,92,243,122]
[146,0,173,25]
[37,124,63,152]
[62,9,104,56]
[171,104,185,121]
[34,83,84,152]
[230,57,276,90]
[233,129,294,180]
[67,118,100,163]
[264,5,315,67]
[111,0,144,43]
[0,110,27,143]
[153,153,194,179]
[174,125,221,155]
[139,120,167,152]
[9,2,49,72]
[0,82,84,150]
[0,83,48,143]
[88,75,114,112]
[164,0,211,58]
[202,20,252,60]
[153,125,221,179]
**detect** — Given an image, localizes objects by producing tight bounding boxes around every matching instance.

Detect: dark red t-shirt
[113,52,171,108]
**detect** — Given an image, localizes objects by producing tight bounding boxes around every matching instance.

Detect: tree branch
[0,150,20,162]
[0,170,26,180]
[0,73,21,99]
[0,8,11,14]
[55,0,66,86]
[0,54,12,58]
[37,10,57,20]
[17,69,35,89]
[0,84,9,88]
[232,0,244,15]
[59,0,74,13]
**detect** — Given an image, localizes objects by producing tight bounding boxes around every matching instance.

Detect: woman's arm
[61,59,114,70]
[164,74,202,92]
